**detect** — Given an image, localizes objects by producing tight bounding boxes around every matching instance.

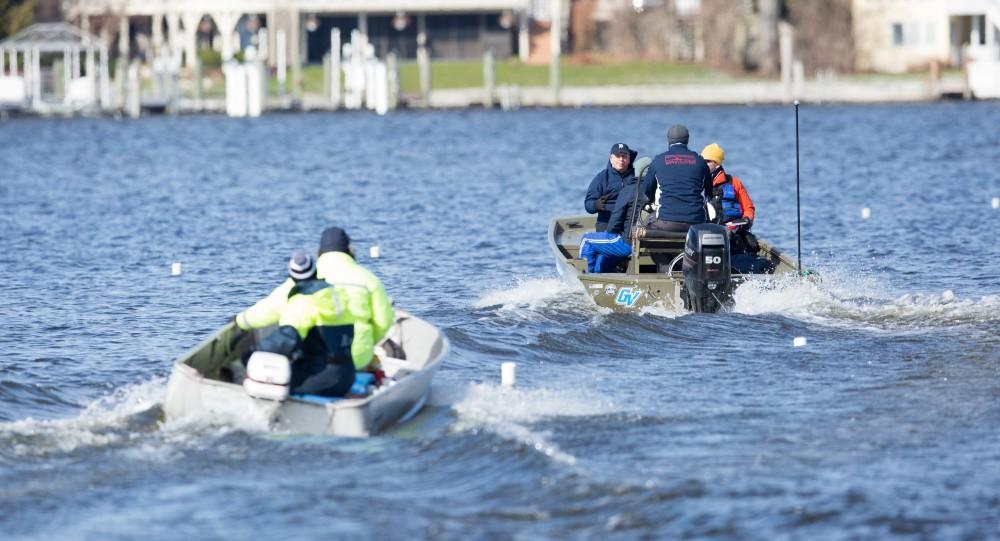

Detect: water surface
[1,103,999,539]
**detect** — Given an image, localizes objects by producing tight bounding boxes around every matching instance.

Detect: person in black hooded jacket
[584,143,638,232]
[606,156,652,238]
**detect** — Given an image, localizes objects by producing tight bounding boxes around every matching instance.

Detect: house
[852,0,1000,72]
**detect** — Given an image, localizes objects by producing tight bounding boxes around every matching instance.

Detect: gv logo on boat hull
[615,288,642,307]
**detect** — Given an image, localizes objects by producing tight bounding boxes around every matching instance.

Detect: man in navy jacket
[585,143,637,232]
[641,125,712,233]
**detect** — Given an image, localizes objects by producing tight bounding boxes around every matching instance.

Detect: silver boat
[163,310,448,437]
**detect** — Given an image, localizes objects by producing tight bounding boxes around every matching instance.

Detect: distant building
[60,0,534,68]
[852,0,1000,72]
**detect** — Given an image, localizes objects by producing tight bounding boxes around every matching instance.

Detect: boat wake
[472,276,603,317]
[0,378,166,458]
[0,377,278,460]
[444,382,617,466]
[733,269,1000,330]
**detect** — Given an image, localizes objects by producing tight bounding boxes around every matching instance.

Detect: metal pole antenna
[794,100,802,275]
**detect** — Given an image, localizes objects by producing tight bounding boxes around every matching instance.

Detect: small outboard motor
[681,223,733,313]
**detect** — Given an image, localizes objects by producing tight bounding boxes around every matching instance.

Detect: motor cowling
[243,351,292,401]
[681,223,733,313]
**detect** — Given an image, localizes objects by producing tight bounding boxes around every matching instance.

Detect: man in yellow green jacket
[255,227,394,397]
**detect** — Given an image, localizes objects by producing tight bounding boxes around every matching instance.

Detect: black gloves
[228,315,249,349]
[595,194,611,211]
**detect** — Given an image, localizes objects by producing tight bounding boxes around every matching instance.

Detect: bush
[198,48,222,68]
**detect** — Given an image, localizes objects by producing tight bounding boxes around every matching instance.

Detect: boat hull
[163,310,448,437]
[548,215,802,312]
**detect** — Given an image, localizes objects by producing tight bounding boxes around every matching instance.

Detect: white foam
[733,272,843,317]
[450,382,617,465]
[0,378,166,456]
[637,300,683,319]
[733,268,1000,329]
[471,276,610,323]
[473,277,574,310]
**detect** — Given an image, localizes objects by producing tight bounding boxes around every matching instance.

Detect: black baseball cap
[610,142,631,155]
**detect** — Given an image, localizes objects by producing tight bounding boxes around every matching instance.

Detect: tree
[0,0,35,40]
[785,0,854,74]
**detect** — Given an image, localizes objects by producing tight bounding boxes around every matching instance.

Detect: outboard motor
[681,223,733,313]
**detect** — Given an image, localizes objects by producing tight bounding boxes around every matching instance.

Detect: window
[892,23,904,46]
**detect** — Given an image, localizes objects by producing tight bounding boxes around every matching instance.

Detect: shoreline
[0,77,980,119]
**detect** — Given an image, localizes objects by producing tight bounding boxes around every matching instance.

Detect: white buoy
[369,245,381,259]
[501,362,516,387]
[992,197,999,209]
[792,336,807,347]
[171,262,182,276]
[860,207,871,220]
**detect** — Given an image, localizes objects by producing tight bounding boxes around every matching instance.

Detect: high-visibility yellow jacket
[278,252,394,369]
[235,278,295,331]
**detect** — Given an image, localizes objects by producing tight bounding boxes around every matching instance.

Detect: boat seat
[636,235,686,254]
[291,393,342,404]
[629,231,687,274]
[643,230,688,240]
[289,373,376,404]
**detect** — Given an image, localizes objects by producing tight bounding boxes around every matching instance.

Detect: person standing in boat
[254,227,394,397]
[584,143,637,232]
[701,142,758,255]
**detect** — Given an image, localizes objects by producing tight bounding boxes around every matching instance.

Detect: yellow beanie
[701,143,725,164]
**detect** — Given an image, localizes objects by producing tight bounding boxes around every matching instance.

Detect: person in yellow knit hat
[701,143,759,256]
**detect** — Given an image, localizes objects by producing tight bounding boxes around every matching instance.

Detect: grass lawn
[400,58,730,92]
[290,58,731,95]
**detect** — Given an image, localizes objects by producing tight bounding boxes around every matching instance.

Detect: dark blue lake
[1,102,999,539]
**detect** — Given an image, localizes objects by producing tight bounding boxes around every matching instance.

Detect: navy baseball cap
[610,142,631,155]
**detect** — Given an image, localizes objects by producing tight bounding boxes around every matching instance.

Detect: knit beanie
[288,249,316,280]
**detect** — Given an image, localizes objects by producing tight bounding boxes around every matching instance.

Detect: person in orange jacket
[701,143,758,254]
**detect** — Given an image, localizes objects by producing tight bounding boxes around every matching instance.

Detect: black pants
[647,219,693,233]
[290,356,355,397]
[647,219,694,272]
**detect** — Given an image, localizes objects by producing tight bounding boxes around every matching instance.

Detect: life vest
[712,174,743,222]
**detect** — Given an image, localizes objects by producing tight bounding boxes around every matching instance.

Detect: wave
[0,376,288,460]
[470,276,609,324]
[445,382,617,466]
[733,269,999,330]
[0,378,166,458]
[473,277,580,310]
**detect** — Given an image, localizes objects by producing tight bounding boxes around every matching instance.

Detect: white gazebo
[0,23,112,113]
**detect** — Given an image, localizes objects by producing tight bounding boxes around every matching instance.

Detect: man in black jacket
[606,157,652,238]
[641,124,713,234]
[636,125,713,272]
[584,142,637,232]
